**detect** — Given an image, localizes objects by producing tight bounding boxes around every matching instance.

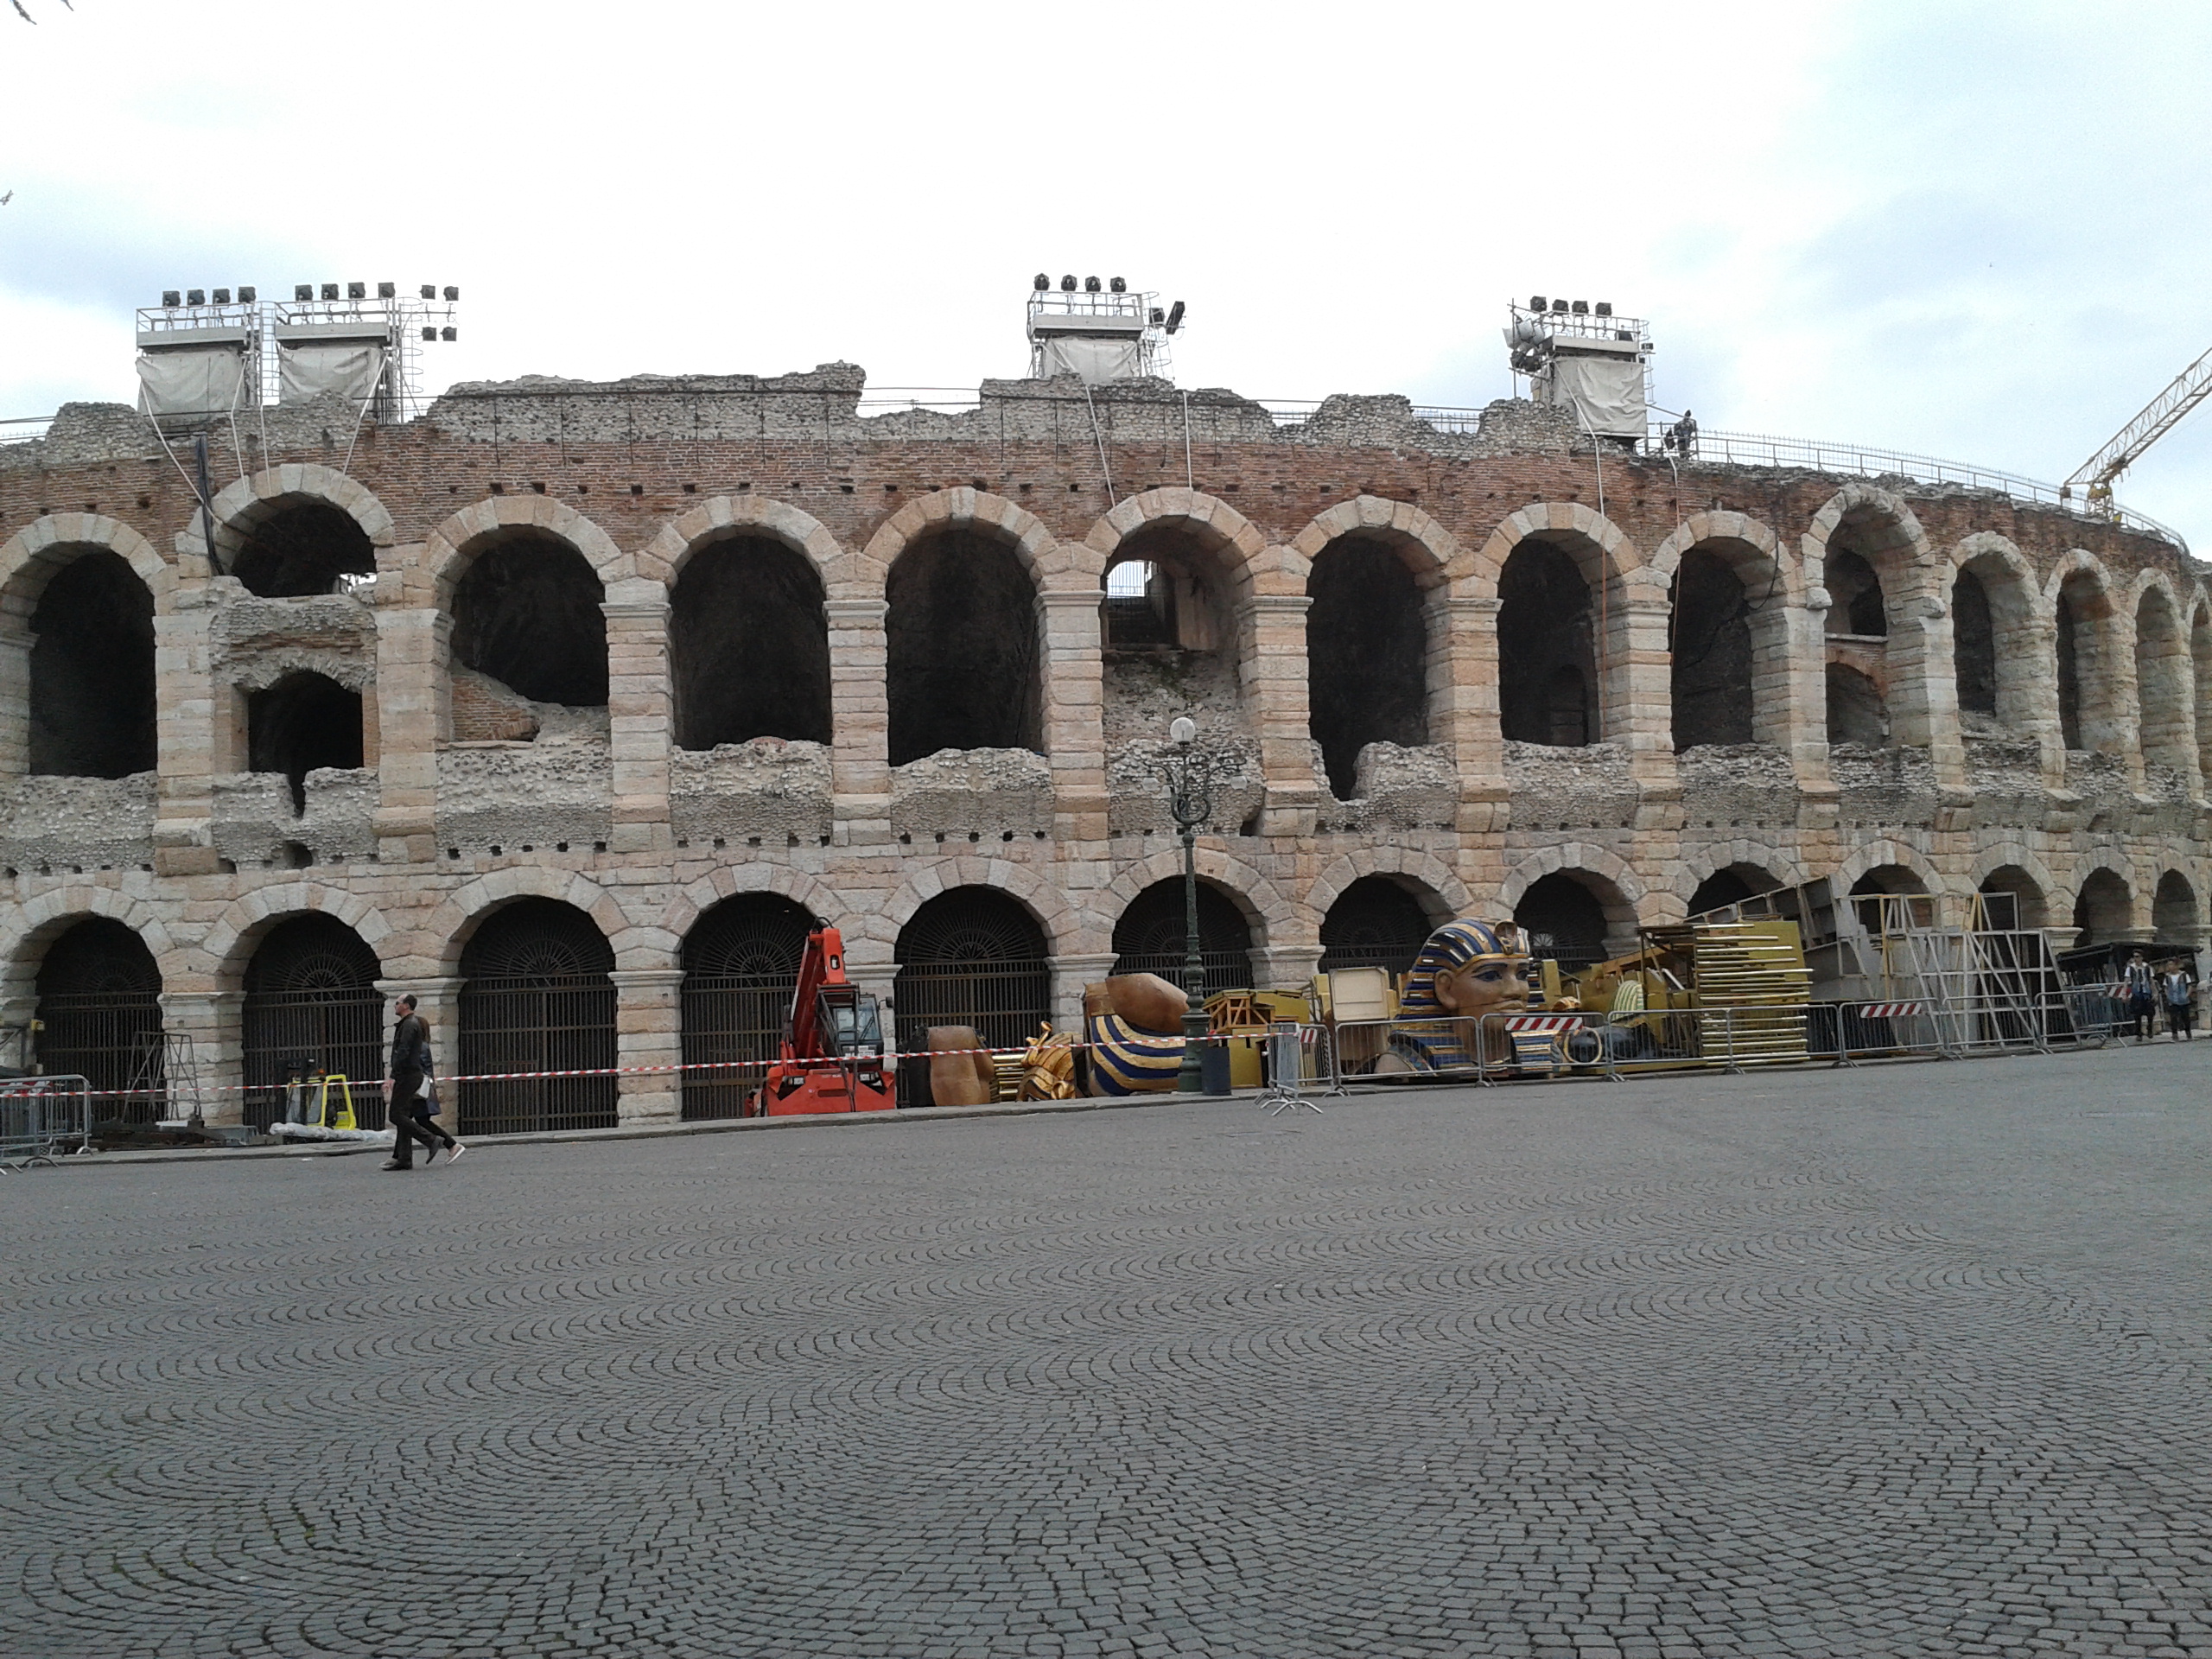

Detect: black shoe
[380,1160,412,1172]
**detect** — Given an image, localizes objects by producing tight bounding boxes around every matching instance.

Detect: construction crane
[2063,341,2212,517]
[752,925,893,1116]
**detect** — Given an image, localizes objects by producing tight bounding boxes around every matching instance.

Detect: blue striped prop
[1085,1011,1186,1095]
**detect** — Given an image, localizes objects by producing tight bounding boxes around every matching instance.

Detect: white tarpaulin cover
[1541,350,1645,439]
[137,346,247,417]
[277,339,386,406]
[1039,335,1142,385]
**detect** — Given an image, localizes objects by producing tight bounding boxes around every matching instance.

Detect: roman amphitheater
[1,364,2203,1126]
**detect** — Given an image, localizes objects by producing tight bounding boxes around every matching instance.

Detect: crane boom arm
[2068,341,2212,495]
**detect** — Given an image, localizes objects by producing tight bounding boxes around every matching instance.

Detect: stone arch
[2069,861,2139,945]
[197,884,395,988]
[1287,496,1461,588]
[1498,844,1645,960]
[1457,502,1643,600]
[1651,513,1791,751]
[1306,846,1472,925]
[873,858,1082,962]
[1803,485,1936,591]
[2129,570,2195,785]
[1948,532,2047,737]
[863,486,1078,585]
[664,865,844,959]
[632,495,866,596]
[1804,486,1945,752]
[418,868,638,977]
[0,888,176,1007]
[0,518,170,781]
[1675,843,1805,912]
[421,496,630,606]
[1092,847,1294,954]
[0,513,175,612]
[2192,599,2212,788]
[206,466,395,568]
[1971,847,2060,931]
[1828,838,1941,899]
[1087,489,1270,605]
[2152,868,2200,949]
[2045,550,2127,754]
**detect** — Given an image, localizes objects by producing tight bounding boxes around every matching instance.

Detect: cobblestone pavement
[7,1046,2212,1658]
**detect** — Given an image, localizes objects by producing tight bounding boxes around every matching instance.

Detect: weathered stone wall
[0,369,2205,1131]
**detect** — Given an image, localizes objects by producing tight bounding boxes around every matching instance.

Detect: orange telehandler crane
[753,925,894,1116]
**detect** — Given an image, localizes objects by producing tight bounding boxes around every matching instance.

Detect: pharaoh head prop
[1400,918,1532,1021]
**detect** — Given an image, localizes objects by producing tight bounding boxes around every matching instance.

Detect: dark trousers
[2168,1003,2194,1037]
[389,1074,452,1166]
[2131,995,2157,1039]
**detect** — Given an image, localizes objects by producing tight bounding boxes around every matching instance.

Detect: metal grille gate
[240,914,384,1129]
[35,918,165,1122]
[458,899,618,1135]
[1110,879,1255,996]
[680,894,816,1121]
[893,888,1051,1107]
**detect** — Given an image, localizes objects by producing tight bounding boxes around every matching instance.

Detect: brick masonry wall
[0,382,2205,1128]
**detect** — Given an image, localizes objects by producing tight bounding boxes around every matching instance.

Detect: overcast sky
[3,1,2208,549]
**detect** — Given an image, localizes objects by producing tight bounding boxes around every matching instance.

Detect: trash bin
[1200,1039,1231,1096]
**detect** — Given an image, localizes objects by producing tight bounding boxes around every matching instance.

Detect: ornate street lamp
[1161,715,1215,1094]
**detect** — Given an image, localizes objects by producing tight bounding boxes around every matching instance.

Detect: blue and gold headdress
[1389,918,1529,1072]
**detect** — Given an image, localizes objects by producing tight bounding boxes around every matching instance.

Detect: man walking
[2163,959,2196,1041]
[382,993,464,1172]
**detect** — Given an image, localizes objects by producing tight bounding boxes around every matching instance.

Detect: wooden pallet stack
[1646,919,1813,1065]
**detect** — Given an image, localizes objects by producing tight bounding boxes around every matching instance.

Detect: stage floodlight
[1529,296,1546,310]
[187,289,206,307]
[213,288,231,304]
[1084,276,1101,292]
[443,285,459,302]
[296,284,313,302]
[421,283,436,300]
[1060,274,1076,291]
[1594,302,1611,317]
[423,327,437,341]
[162,289,181,308]
[1165,300,1185,334]
[346,282,366,300]
[1109,276,1125,293]
[1550,298,1568,312]
[321,283,339,301]
[378,282,396,299]
[1033,272,1049,291]
[1571,299,1589,315]
[238,285,256,303]
[442,326,457,341]
[1151,308,1164,324]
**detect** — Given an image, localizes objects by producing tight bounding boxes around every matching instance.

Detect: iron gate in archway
[679,893,816,1120]
[457,899,618,1135]
[35,918,165,1122]
[892,888,1050,1108]
[240,914,385,1130]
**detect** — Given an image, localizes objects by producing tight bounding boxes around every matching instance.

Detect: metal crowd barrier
[0,1076,92,1170]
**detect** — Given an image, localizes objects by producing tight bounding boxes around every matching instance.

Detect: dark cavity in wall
[886,531,1040,766]
[1670,549,1755,749]
[231,504,375,597]
[35,916,165,1099]
[30,550,157,779]
[1686,867,1758,917]
[1825,550,1887,637]
[1514,873,1609,969]
[1497,538,1594,747]
[249,671,364,816]
[1953,569,1998,719]
[1306,536,1427,798]
[452,534,608,707]
[1826,663,1888,747]
[671,537,832,749]
[1110,877,1256,995]
[2056,581,2088,749]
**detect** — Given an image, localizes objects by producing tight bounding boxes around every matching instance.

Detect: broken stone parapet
[1105,736,1263,837]
[891,747,1053,839]
[0,773,157,871]
[1830,744,1939,827]
[1677,744,1798,828]
[437,742,613,852]
[211,769,377,868]
[670,740,833,845]
[1502,741,1638,831]
[1306,741,1459,834]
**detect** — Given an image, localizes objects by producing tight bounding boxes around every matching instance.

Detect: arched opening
[1306,535,1429,798]
[2072,868,2133,947]
[1513,872,1611,969]
[2135,588,2192,779]
[457,898,617,1135]
[1498,538,1595,748]
[2152,871,2199,949]
[1952,569,1998,725]
[891,887,1050,1106]
[886,530,1040,766]
[1319,876,1436,978]
[2194,606,2212,785]
[248,671,364,817]
[1687,865,1779,918]
[35,918,164,1117]
[671,537,831,751]
[2055,571,2116,753]
[1978,865,2050,931]
[679,892,818,1122]
[1848,863,1931,933]
[28,551,157,779]
[1109,877,1256,995]
[1825,663,1889,747]
[230,502,375,598]
[451,533,609,709]
[1669,549,1755,749]
[1103,524,1246,751]
[1825,550,1887,639]
[240,914,383,1130]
